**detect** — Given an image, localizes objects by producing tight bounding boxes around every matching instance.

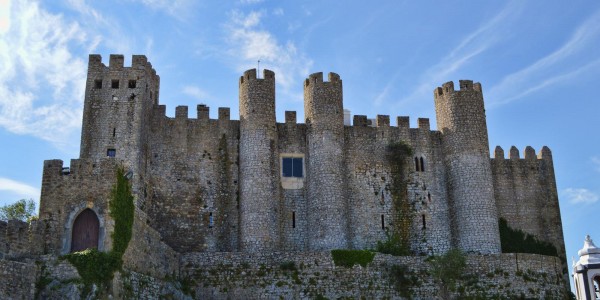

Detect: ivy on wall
[385,141,413,254]
[498,218,558,257]
[62,167,135,294]
[109,167,135,255]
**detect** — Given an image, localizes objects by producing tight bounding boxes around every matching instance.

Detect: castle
[0,54,570,299]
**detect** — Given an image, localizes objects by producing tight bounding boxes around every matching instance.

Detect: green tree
[0,199,37,222]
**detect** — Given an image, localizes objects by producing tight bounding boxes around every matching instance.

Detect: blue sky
[1,0,599,286]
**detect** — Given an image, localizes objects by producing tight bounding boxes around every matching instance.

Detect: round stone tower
[434,80,501,254]
[304,72,349,250]
[239,68,280,252]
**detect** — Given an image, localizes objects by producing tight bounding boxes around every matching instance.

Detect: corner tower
[434,80,501,254]
[239,69,280,252]
[304,72,348,250]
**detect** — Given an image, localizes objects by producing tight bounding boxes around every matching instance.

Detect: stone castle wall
[344,117,453,254]
[37,157,179,277]
[179,252,567,299]
[491,145,566,268]
[0,259,38,299]
[0,54,568,298]
[122,208,180,278]
[38,158,117,254]
[145,106,240,253]
[72,55,563,259]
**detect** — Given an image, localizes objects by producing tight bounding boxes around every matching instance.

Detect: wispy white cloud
[127,0,193,19]
[64,0,131,54]
[562,188,599,204]
[0,177,40,200]
[393,1,521,107]
[491,58,600,105]
[0,0,10,34]
[487,9,600,106]
[182,86,209,101]
[0,0,92,149]
[240,0,264,4]
[592,156,600,173]
[224,10,313,97]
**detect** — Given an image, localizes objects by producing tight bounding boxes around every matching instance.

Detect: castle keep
[0,54,569,299]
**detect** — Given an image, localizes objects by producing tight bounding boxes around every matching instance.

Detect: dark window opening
[94,79,102,89]
[381,214,385,230]
[292,211,296,228]
[427,193,431,202]
[111,79,119,89]
[209,212,214,228]
[594,276,600,299]
[420,157,425,171]
[422,215,426,230]
[61,167,71,175]
[107,149,116,157]
[112,128,116,137]
[128,80,137,88]
[282,157,303,178]
[415,157,420,171]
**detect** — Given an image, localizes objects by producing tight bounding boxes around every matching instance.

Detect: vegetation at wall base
[376,232,411,256]
[63,249,121,290]
[61,167,135,295]
[331,249,375,268]
[498,218,558,257]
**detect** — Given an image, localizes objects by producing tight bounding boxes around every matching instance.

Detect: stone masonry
[0,54,569,298]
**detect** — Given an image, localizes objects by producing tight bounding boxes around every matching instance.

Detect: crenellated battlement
[239,69,275,85]
[304,72,341,87]
[492,146,553,161]
[152,104,234,122]
[285,111,296,124]
[350,115,432,131]
[88,54,156,74]
[434,80,482,99]
[42,158,120,182]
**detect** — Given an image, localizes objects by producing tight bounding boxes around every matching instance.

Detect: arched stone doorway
[70,208,100,252]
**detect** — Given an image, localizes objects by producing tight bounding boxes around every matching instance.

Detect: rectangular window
[111,80,119,89]
[209,212,213,228]
[128,80,137,88]
[282,157,303,177]
[94,79,102,89]
[107,149,116,157]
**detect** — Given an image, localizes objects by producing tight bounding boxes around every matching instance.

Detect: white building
[573,235,600,299]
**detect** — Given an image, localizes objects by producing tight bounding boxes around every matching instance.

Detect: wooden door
[70,209,99,252]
